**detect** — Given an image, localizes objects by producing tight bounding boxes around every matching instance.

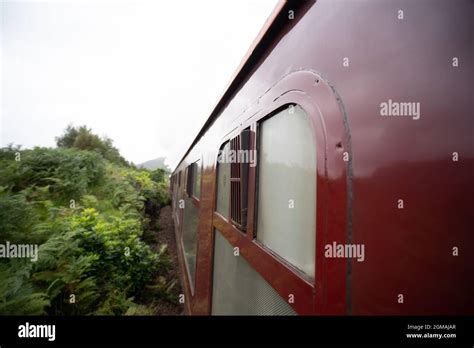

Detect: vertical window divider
[229,135,242,228]
[246,123,257,239]
[226,144,232,222]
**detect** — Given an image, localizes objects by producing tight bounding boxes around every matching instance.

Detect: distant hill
[137,157,171,172]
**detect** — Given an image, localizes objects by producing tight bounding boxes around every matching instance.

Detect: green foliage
[0,188,40,243]
[55,125,79,148]
[0,260,50,315]
[124,304,155,316]
[71,208,161,293]
[0,146,105,203]
[94,289,135,315]
[150,168,166,183]
[56,125,129,166]
[0,126,172,315]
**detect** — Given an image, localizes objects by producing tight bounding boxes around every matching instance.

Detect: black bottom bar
[0,316,472,346]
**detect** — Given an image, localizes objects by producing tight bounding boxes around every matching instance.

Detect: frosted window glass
[212,230,296,315]
[216,142,230,218]
[193,160,201,199]
[182,196,199,287]
[256,106,316,277]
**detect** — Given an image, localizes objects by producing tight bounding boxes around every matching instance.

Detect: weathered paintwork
[172,0,473,315]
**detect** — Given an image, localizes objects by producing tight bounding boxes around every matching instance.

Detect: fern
[0,141,172,316]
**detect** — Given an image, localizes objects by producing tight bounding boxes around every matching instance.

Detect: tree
[150,168,166,183]
[56,125,129,166]
[55,125,79,148]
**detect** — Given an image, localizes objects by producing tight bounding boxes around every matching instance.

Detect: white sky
[0,0,277,168]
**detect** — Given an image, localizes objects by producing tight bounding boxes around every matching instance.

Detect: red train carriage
[170,0,473,315]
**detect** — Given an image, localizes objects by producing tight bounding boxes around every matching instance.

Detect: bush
[150,168,166,183]
[0,147,105,203]
[0,260,50,315]
[56,125,129,166]
[0,132,172,315]
[72,208,160,293]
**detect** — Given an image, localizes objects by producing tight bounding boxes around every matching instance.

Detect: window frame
[253,104,316,280]
[180,156,203,296]
[211,102,318,315]
[214,129,251,233]
[191,159,202,202]
[215,141,231,221]
[202,70,351,316]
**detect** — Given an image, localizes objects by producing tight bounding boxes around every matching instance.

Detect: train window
[182,162,200,289]
[186,161,201,199]
[182,195,199,289]
[186,165,193,197]
[228,129,251,230]
[216,142,230,219]
[256,105,316,277]
[211,229,296,315]
[192,160,201,199]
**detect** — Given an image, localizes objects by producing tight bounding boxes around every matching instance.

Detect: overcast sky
[0,0,276,168]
